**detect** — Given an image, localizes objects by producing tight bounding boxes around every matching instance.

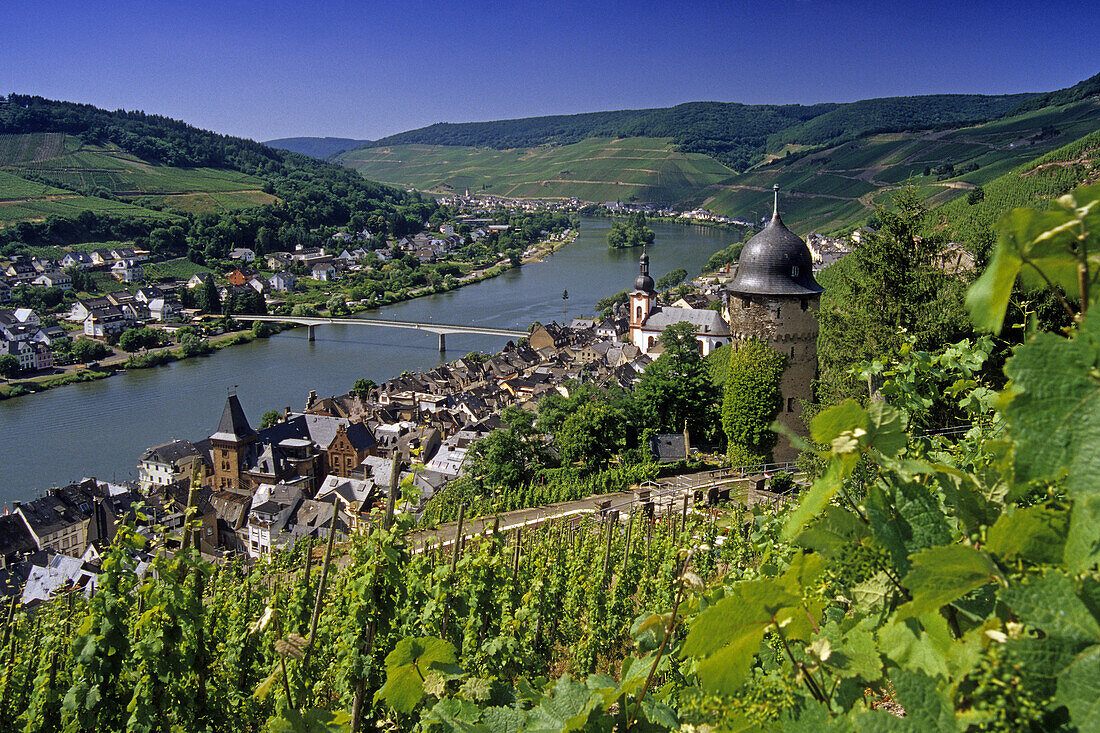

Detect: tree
[555,401,624,469]
[634,322,721,441]
[817,187,970,402]
[259,410,282,429]
[198,277,221,314]
[0,354,19,378]
[655,268,687,292]
[119,327,161,353]
[351,378,376,398]
[251,320,274,338]
[721,340,786,465]
[466,430,539,492]
[327,295,349,315]
[607,213,656,249]
[71,338,111,363]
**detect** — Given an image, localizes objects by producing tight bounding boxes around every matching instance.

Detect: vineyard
[2,184,1100,732]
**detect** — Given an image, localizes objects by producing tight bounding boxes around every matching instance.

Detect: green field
[0,132,277,224]
[143,256,215,280]
[339,137,737,204]
[338,98,1100,233]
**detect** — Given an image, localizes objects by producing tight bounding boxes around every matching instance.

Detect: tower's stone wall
[723,292,820,462]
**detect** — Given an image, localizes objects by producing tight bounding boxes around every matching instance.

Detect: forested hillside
[0,95,436,263]
[350,93,1033,173]
[265,136,371,159]
[338,82,1098,234]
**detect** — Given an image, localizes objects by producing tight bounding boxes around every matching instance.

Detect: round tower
[724,186,823,461]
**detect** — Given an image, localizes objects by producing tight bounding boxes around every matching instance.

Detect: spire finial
[772,184,780,219]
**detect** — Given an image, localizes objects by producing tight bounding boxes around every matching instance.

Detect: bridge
[232,315,528,352]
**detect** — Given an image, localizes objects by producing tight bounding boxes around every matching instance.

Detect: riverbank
[0,323,294,401]
[0,231,577,401]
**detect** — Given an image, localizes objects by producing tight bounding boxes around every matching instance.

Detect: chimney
[284,406,291,422]
[683,418,691,457]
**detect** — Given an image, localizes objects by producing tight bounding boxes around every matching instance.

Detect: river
[0,218,738,502]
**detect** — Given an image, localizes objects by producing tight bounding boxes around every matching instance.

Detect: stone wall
[723,292,820,462]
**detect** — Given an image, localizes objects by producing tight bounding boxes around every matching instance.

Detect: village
[0,202,856,605]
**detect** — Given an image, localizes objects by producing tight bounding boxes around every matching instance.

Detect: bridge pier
[307,325,315,342]
[438,333,446,352]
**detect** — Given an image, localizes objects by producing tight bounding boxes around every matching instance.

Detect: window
[740,297,750,309]
[787,397,795,413]
[635,305,642,321]
[800,298,808,311]
[790,346,795,358]
[792,265,800,277]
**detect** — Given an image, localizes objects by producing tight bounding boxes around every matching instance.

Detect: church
[628,187,824,459]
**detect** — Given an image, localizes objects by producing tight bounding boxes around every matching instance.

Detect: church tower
[209,393,258,492]
[629,251,657,329]
[724,186,824,461]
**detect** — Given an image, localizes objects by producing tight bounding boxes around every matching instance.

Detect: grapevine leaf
[268,709,352,733]
[525,675,603,732]
[854,669,959,732]
[681,579,798,659]
[851,573,893,611]
[778,552,827,596]
[965,227,1022,334]
[1056,645,1100,732]
[783,455,852,540]
[795,505,870,559]
[1002,314,1100,511]
[639,696,679,730]
[897,545,1003,620]
[985,505,1069,564]
[822,621,883,682]
[377,637,459,713]
[999,572,1100,645]
[878,617,949,679]
[866,400,906,457]
[253,667,280,701]
[1065,493,1100,573]
[692,628,768,694]
[682,579,798,694]
[810,399,867,447]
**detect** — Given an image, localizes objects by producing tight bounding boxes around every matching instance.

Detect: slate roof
[210,395,257,443]
[141,439,201,465]
[641,306,731,336]
[728,212,823,296]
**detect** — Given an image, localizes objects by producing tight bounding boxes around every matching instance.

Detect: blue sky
[6,0,1098,142]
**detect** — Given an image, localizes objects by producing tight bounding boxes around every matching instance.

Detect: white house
[137,440,203,489]
[269,272,296,292]
[33,271,72,290]
[229,248,256,263]
[310,262,336,282]
[246,483,303,558]
[111,260,143,283]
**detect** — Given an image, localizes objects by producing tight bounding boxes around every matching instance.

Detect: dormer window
[791,265,800,277]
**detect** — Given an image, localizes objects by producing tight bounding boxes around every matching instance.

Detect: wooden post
[384,457,401,530]
[622,509,634,575]
[451,503,466,572]
[602,513,615,580]
[681,493,689,535]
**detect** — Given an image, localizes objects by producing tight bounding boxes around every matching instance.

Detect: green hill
[337,89,1098,234]
[0,131,278,223]
[265,136,370,159]
[0,95,433,261]
[348,93,1034,172]
[340,136,737,204]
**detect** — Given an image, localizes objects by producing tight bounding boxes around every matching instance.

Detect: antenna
[772,184,780,219]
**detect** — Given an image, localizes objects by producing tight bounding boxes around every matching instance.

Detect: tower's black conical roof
[634,251,655,292]
[728,211,823,297]
[210,394,257,442]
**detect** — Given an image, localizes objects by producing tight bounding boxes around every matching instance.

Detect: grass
[0,132,277,224]
[336,98,1100,234]
[339,137,737,204]
[144,257,214,280]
